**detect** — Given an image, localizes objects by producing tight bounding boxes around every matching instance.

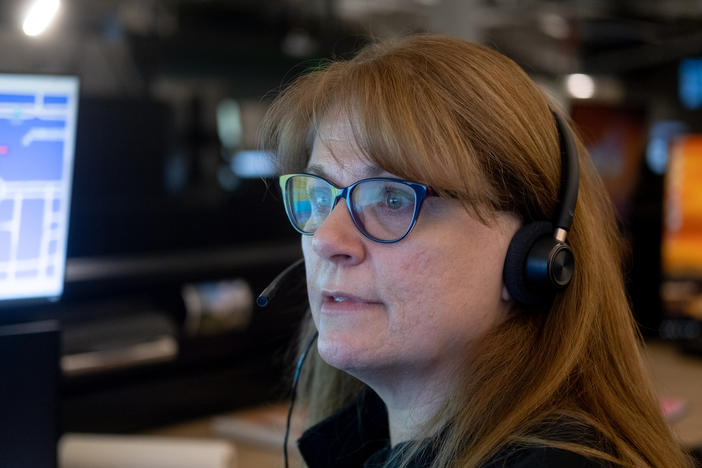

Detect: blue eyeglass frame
[279,173,435,243]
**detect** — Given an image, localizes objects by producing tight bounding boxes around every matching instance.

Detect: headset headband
[552,111,579,239]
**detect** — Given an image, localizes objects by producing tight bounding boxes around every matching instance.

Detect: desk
[147,405,298,468]
[645,340,702,447]
[147,341,702,468]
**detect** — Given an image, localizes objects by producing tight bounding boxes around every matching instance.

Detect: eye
[307,186,333,218]
[381,187,413,211]
[311,188,331,206]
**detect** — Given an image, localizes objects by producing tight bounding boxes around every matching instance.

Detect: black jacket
[297,390,612,467]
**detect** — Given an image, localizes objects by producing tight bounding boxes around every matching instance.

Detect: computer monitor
[661,135,702,329]
[663,136,702,278]
[0,74,79,303]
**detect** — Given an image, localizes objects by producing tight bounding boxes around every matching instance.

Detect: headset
[256,258,312,468]
[502,111,579,305]
[257,110,579,466]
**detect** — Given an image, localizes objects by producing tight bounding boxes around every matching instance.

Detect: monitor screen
[0,74,79,302]
[663,135,702,279]
[660,135,702,343]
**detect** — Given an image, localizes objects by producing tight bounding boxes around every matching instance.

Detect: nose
[310,200,366,265]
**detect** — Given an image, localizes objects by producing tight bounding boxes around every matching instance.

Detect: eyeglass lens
[285,175,418,242]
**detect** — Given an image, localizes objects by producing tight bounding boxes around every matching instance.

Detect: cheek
[392,248,433,300]
[392,242,454,297]
[301,237,320,312]
[301,235,313,260]
[381,247,442,327]
[385,237,505,331]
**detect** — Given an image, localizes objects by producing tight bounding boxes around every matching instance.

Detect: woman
[260,35,692,467]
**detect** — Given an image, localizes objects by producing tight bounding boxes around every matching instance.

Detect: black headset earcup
[503,221,554,305]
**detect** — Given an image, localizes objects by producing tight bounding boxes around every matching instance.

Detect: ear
[501,284,512,303]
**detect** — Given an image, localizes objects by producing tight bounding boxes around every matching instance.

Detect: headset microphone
[257,258,315,468]
[257,258,305,307]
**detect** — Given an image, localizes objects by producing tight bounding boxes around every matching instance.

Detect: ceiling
[2,0,701,95]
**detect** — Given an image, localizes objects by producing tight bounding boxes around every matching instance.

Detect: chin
[317,331,376,373]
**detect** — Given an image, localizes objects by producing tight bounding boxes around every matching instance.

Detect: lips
[320,290,382,312]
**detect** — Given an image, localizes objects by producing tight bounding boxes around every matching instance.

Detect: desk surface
[147,408,294,468]
[149,341,702,468]
[645,340,702,447]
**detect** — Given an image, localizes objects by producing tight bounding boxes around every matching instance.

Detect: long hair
[260,34,692,468]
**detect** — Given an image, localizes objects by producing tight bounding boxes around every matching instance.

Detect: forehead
[308,114,388,183]
[310,113,358,163]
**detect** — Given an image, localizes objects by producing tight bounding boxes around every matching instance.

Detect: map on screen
[0,75,79,302]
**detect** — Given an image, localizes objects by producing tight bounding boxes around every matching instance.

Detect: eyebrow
[304,164,327,177]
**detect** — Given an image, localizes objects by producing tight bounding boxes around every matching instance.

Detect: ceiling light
[22,0,61,37]
[565,73,595,99]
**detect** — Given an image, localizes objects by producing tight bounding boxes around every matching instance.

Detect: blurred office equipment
[0,320,60,468]
[663,136,702,280]
[0,72,79,468]
[569,103,666,332]
[0,67,301,445]
[680,58,702,111]
[54,93,304,433]
[660,135,702,352]
[0,73,79,304]
[59,434,236,468]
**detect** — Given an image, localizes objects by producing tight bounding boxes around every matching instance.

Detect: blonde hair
[260,34,692,467]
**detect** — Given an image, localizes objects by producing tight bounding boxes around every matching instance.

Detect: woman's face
[302,115,521,387]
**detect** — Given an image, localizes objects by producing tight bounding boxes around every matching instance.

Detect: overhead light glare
[539,13,569,39]
[566,73,595,99]
[22,0,61,37]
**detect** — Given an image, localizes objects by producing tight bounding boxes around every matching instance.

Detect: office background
[2,1,702,467]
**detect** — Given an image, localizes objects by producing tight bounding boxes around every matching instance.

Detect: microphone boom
[257,258,305,307]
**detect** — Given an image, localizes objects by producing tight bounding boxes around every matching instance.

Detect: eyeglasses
[279,173,434,243]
